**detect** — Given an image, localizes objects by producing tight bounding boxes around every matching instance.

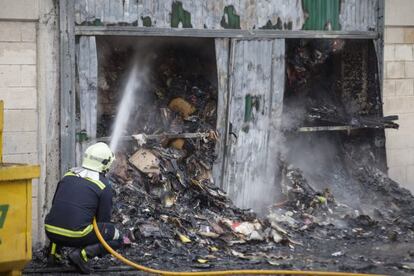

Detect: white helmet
[82,142,115,173]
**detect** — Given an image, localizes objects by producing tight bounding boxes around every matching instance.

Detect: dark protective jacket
[44,169,113,238]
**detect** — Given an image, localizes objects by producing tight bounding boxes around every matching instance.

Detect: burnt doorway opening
[95,36,218,140]
[75,36,221,195]
[281,39,397,213]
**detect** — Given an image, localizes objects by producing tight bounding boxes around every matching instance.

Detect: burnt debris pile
[102,46,300,270]
[96,38,219,138]
[277,164,414,244]
[276,39,414,274]
[99,39,413,274]
[29,39,414,275]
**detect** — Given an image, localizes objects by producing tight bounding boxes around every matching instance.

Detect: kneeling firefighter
[44,142,123,274]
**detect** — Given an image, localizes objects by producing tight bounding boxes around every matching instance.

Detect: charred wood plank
[96,132,212,142]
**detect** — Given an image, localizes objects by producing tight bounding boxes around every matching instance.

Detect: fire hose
[93,218,386,276]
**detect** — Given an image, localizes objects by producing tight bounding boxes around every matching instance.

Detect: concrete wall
[0,0,40,243]
[0,0,59,246]
[36,0,60,247]
[384,0,414,192]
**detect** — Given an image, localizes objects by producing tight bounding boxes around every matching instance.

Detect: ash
[28,39,414,276]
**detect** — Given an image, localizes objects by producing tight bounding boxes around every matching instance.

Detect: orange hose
[93,218,386,276]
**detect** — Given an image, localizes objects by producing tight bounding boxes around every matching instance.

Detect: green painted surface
[76,130,89,143]
[171,1,192,28]
[244,94,261,123]
[244,94,253,123]
[93,19,103,26]
[221,5,240,29]
[0,204,9,229]
[302,0,341,30]
[141,16,152,27]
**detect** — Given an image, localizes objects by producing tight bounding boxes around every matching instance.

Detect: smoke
[278,39,382,212]
[228,107,285,215]
[278,88,363,208]
[231,128,283,215]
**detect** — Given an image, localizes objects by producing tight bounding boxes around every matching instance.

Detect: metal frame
[76,26,378,40]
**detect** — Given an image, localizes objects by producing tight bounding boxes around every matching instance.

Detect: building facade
[0,0,60,246]
[0,0,412,247]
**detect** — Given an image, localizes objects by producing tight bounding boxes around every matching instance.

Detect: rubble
[168,97,196,119]
[27,40,414,276]
[129,148,160,175]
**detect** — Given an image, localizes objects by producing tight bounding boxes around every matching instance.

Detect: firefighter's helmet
[81,142,115,173]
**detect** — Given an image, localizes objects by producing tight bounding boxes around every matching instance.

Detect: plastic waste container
[0,101,40,276]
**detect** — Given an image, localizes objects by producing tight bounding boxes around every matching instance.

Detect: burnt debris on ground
[28,39,414,276]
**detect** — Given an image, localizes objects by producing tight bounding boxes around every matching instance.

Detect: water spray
[110,64,140,152]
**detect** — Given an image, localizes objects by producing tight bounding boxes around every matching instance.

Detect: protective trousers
[46,222,122,258]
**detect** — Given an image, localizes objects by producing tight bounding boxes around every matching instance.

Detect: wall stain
[221,5,240,29]
[171,1,193,28]
[260,18,283,30]
[141,16,152,27]
[260,18,293,30]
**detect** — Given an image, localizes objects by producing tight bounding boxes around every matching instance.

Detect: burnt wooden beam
[297,124,397,133]
[75,26,378,40]
[298,126,356,132]
[133,132,211,140]
[96,132,212,143]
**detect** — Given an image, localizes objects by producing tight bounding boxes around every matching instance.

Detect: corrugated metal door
[76,36,98,165]
[213,38,230,189]
[223,39,285,212]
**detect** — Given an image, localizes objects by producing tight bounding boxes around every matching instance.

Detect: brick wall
[0,19,40,241]
[383,27,414,192]
[383,0,414,192]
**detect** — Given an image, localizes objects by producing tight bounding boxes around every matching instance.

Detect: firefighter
[44,142,122,274]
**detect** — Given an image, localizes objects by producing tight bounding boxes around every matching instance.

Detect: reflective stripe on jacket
[44,168,113,237]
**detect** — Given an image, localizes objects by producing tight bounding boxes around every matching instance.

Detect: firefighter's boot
[68,248,91,274]
[46,242,62,266]
[69,244,106,274]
